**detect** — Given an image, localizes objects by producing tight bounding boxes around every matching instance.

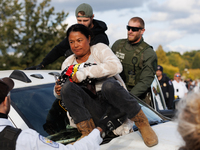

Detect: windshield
[11,83,63,136]
[10,83,165,143]
[139,102,163,125]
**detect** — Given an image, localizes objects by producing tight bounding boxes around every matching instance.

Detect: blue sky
[50,0,200,54]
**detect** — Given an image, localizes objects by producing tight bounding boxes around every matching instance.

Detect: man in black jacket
[156,65,174,109]
[26,3,109,70]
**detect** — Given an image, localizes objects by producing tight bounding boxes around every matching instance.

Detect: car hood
[100,121,184,150]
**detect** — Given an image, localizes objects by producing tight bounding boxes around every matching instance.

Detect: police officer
[172,73,188,99]
[25,3,109,70]
[112,17,157,102]
[156,65,174,109]
[0,77,122,150]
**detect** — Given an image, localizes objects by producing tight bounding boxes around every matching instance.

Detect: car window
[151,76,167,111]
[11,83,61,136]
[138,102,164,126]
[10,83,80,143]
[10,82,165,144]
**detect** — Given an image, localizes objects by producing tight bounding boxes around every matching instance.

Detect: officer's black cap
[157,65,163,72]
[0,77,14,103]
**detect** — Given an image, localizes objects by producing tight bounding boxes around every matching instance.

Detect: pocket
[127,74,136,86]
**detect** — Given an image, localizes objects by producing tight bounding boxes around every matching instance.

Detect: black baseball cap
[157,65,163,72]
[0,77,14,103]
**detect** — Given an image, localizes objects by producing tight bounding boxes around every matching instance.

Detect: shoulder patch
[116,51,125,59]
[169,80,172,85]
[39,135,59,148]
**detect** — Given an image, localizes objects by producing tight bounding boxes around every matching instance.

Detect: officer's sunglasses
[175,75,181,77]
[126,26,143,32]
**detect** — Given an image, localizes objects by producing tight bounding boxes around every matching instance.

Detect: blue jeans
[61,77,141,125]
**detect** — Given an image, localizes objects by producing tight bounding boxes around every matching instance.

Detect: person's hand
[55,80,62,95]
[71,73,80,83]
[25,64,44,70]
[96,127,105,138]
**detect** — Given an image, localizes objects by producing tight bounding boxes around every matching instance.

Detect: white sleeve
[16,128,102,150]
[76,43,123,82]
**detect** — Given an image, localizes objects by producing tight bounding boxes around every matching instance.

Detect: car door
[151,75,167,111]
[151,75,176,118]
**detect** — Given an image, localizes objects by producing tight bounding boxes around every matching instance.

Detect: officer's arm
[167,78,174,109]
[17,128,102,150]
[40,37,72,67]
[130,48,157,97]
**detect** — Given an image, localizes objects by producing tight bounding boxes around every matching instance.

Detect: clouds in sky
[51,0,200,53]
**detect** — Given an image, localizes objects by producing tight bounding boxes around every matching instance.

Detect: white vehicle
[0,70,184,149]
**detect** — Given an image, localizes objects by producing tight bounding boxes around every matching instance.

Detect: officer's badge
[163,83,167,87]
[39,135,59,148]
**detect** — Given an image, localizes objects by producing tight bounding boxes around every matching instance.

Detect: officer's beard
[128,33,141,44]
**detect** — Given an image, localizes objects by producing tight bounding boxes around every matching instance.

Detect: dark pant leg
[101,78,141,119]
[61,81,106,125]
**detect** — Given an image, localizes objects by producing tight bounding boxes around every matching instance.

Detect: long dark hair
[66,24,93,41]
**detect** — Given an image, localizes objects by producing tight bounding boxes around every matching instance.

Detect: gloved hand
[98,107,127,135]
[112,118,134,136]
[25,63,44,70]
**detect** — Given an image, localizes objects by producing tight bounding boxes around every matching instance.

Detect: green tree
[0,0,23,69]
[182,50,198,69]
[161,64,179,80]
[167,52,185,73]
[0,0,68,70]
[192,52,200,69]
[155,45,169,65]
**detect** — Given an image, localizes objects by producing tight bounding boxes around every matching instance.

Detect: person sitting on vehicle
[25,3,109,70]
[176,92,200,150]
[0,77,113,150]
[54,23,158,147]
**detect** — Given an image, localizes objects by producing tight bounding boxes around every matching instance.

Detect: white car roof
[0,70,61,88]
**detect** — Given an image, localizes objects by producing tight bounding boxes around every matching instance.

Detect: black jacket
[41,19,109,66]
[158,73,174,109]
